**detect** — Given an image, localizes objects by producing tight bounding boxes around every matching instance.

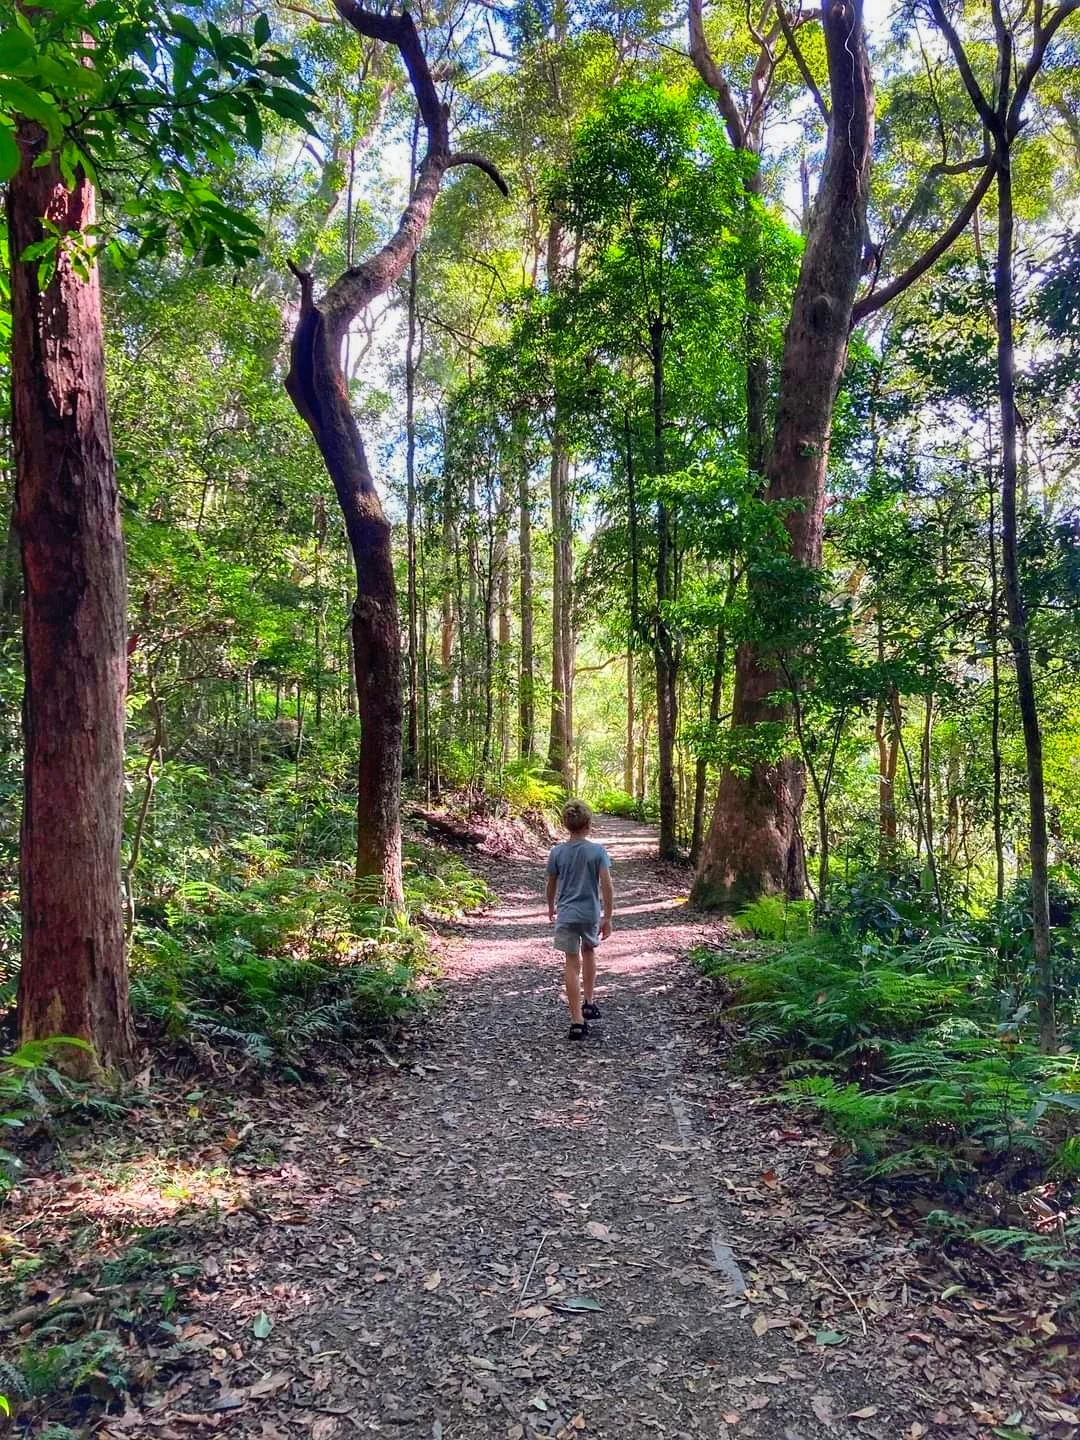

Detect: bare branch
[852,157,997,323]
[886,152,991,254]
[776,4,829,124]
[688,0,747,149]
[926,0,998,131]
[448,150,510,195]
[1010,0,1080,136]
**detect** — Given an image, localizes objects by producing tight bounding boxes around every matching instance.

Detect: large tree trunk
[693,0,873,908]
[10,122,133,1070]
[286,294,403,906]
[995,153,1056,1051]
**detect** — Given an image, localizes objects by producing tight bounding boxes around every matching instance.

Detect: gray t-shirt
[546,839,611,927]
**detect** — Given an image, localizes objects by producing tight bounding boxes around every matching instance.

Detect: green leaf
[0,76,64,145]
[253,13,271,47]
[815,1330,846,1346]
[252,1310,272,1338]
[555,1295,602,1312]
[0,26,36,71]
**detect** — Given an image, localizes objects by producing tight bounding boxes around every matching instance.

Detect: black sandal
[568,1022,589,1041]
[582,1002,601,1022]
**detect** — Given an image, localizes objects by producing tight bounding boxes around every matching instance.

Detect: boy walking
[546,800,614,1040]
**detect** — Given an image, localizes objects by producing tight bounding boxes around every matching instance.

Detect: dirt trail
[187,816,908,1440]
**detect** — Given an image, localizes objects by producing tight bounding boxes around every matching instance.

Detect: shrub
[733,895,813,942]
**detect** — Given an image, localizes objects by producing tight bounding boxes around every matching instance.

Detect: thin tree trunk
[651,320,678,860]
[517,443,535,758]
[691,624,726,866]
[693,0,873,908]
[995,152,1056,1050]
[404,249,420,777]
[624,650,635,797]
[10,124,133,1069]
[988,477,1005,901]
[547,439,572,782]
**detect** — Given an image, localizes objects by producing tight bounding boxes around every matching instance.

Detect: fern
[734,895,813,942]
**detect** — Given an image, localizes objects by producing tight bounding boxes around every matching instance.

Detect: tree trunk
[690,624,725,867]
[624,650,635,797]
[995,152,1056,1050]
[651,320,678,860]
[693,0,873,908]
[10,122,133,1070]
[547,439,572,783]
[988,476,1005,902]
[286,291,404,906]
[404,250,420,777]
[517,446,535,758]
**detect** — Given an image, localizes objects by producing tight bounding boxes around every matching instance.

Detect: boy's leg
[564,949,584,1025]
[581,945,597,1007]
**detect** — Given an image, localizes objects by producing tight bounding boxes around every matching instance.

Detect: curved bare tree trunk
[10,121,133,1070]
[285,3,504,904]
[693,0,873,907]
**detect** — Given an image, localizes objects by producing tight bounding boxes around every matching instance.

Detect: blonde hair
[562,799,592,834]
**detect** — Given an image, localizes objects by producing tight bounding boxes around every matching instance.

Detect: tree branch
[448,150,510,195]
[1010,0,1080,137]
[688,0,747,149]
[852,157,997,323]
[886,152,991,254]
[925,0,998,132]
[777,4,829,124]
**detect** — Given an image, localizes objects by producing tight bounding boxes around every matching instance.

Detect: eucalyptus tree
[552,80,761,856]
[913,0,1080,1050]
[1,0,312,1067]
[284,1,506,907]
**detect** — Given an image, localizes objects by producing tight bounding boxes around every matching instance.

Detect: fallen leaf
[815,1330,846,1346]
[810,1394,835,1426]
[248,1372,291,1399]
[311,1419,339,1440]
[848,1407,878,1421]
[424,1270,442,1292]
[721,1414,740,1426]
[252,1311,272,1339]
[555,1296,602,1313]
[585,1221,611,1241]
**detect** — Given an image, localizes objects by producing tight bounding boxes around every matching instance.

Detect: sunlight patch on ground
[73,1158,248,1221]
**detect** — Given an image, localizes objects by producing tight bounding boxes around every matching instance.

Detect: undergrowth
[696,875,1080,1269]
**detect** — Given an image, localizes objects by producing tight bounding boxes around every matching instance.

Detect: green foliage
[590,788,650,822]
[121,754,490,1072]
[0,1040,94,1190]
[0,0,315,277]
[499,759,564,816]
[695,922,1078,1197]
[733,895,813,942]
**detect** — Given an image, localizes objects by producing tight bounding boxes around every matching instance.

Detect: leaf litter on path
[8,815,1076,1439]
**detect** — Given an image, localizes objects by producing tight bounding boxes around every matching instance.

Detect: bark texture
[9,121,133,1069]
[693,0,873,908]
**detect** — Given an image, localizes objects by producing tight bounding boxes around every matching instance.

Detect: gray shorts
[553,921,600,956]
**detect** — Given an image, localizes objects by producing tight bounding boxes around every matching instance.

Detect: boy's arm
[546,873,557,922]
[600,868,614,939]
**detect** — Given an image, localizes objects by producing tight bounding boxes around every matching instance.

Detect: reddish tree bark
[9,120,133,1069]
[693,0,873,907]
[285,3,504,904]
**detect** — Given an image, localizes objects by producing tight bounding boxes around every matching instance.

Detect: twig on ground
[806,1247,868,1337]
[511,1229,551,1337]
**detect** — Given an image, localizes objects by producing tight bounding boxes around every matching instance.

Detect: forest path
[195,817,919,1440]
